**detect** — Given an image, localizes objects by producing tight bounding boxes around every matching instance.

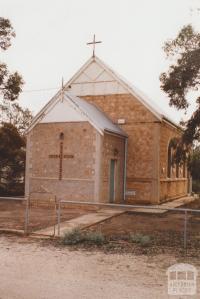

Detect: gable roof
[64,55,181,128]
[27,91,127,137]
[29,55,181,132]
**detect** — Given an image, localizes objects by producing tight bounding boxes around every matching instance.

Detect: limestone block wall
[83,94,157,124]
[82,94,160,204]
[159,122,188,202]
[100,133,125,203]
[125,122,160,204]
[25,122,97,202]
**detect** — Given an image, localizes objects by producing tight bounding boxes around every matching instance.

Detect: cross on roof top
[87,34,102,57]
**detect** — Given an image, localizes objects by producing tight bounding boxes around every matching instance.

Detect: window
[183,160,187,178]
[167,140,173,178]
[59,132,64,140]
[176,163,179,178]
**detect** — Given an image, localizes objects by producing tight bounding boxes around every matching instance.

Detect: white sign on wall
[125,190,136,196]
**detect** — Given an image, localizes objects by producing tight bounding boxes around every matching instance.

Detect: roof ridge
[94,56,181,128]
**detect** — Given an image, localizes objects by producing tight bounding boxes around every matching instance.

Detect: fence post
[184,210,188,251]
[24,196,30,235]
[53,195,57,237]
[58,200,61,237]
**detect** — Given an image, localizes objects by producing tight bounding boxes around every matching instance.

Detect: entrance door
[109,159,116,203]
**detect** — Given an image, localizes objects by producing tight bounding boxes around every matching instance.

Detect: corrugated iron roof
[27,91,127,137]
[66,92,127,136]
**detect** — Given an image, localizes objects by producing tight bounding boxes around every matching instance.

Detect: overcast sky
[1,0,200,123]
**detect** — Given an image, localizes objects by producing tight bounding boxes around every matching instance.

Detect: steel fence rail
[58,199,200,251]
[59,200,200,213]
[0,196,26,201]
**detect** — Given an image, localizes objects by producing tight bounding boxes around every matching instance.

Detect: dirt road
[1,235,199,299]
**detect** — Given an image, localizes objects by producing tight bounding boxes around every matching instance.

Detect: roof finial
[61,77,64,102]
[87,34,102,57]
[62,77,64,90]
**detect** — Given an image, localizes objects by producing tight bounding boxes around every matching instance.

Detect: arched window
[167,140,173,178]
[183,160,186,178]
[176,163,179,178]
[59,132,64,140]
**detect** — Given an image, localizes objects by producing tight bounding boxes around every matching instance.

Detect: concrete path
[35,209,124,237]
[128,196,195,214]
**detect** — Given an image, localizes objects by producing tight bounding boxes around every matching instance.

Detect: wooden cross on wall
[49,133,74,180]
[87,34,102,57]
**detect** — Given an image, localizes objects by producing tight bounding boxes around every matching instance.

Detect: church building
[25,52,190,205]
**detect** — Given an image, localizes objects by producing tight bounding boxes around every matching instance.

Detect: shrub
[62,228,84,245]
[129,233,152,247]
[85,231,105,245]
[62,228,106,246]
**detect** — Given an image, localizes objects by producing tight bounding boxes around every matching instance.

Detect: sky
[1,0,200,123]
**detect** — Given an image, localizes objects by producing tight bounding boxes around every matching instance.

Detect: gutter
[123,137,128,201]
[104,128,128,138]
[163,116,183,132]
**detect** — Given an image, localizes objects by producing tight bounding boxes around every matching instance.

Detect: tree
[0,17,32,131]
[189,146,200,180]
[0,18,31,195]
[0,17,23,101]
[189,146,200,192]
[0,123,25,196]
[160,25,200,151]
[0,101,32,135]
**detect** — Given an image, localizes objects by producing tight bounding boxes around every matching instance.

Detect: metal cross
[87,34,102,57]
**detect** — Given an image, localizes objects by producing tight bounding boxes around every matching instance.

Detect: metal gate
[25,191,58,236]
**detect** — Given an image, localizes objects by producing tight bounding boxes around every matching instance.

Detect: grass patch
[129,233,152,247]
[62,228,106,246]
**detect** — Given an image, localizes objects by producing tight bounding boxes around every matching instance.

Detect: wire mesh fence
[24,191,58,236]
[0,197,26,232]
[1,194,200,255]
[57,199,200,254]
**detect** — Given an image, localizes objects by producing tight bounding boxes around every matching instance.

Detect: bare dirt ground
[0,199,91,232]
[0,199,200,298]
[0,234,200,299]
[88,199,200,252]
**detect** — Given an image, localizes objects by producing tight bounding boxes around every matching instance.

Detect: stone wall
[25,93,190,205]
[26,122,97,202]
[159,121,188,202]
[82,94,160,204]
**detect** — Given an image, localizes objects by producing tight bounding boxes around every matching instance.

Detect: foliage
[85,231,105,245]
[189,146,200,180]
[160,25,200,149]
[0,101,32,135]
[63,228,84,245]
[129,233,152,247]
[0,17,15,50]
[0,123,25,196]
[62,228,106,246]
[0,17,32,196]
[0,17,32,130]
[192,180,200,194]
[0,18,23,102]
